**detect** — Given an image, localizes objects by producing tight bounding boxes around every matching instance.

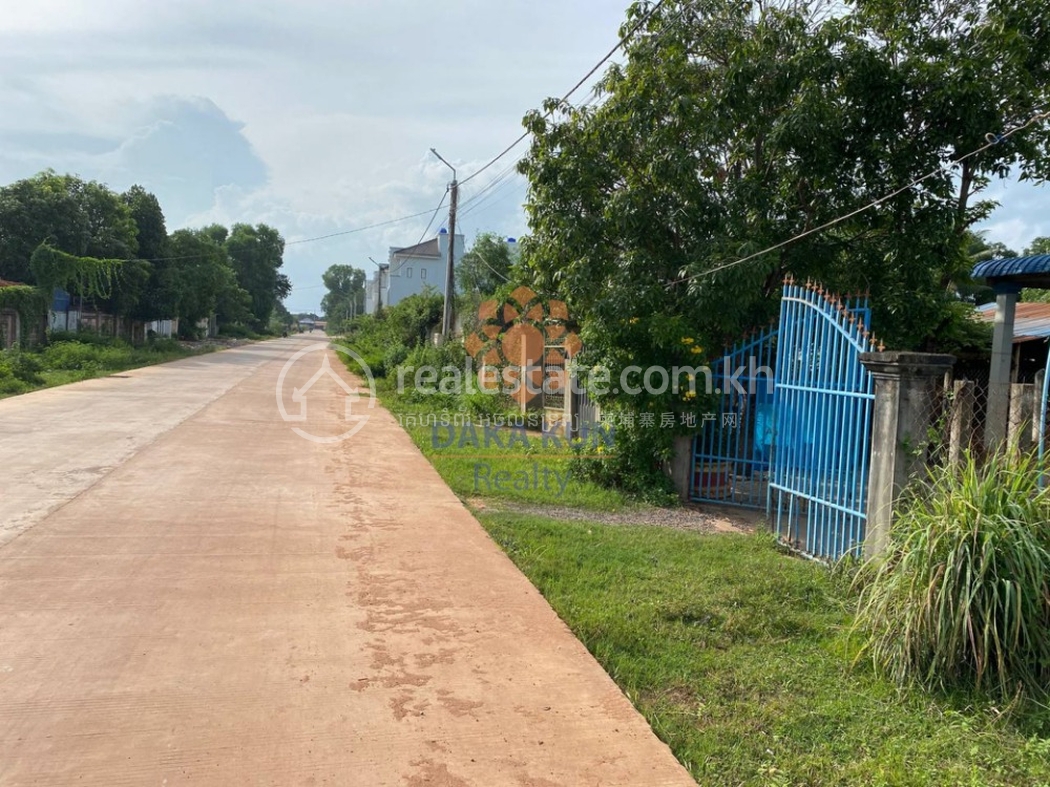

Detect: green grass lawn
[370,382,630,510]
[479,513,1050,787]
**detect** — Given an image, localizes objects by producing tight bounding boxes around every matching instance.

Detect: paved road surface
[0,336,694,786]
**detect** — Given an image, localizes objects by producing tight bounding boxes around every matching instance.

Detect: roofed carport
[971,254,1050,449]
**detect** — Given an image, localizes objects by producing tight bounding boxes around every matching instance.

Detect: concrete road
[0,336,694,786]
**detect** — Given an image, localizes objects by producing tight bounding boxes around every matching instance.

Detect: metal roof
[971,254,1050,281]
[975,301,1050,343]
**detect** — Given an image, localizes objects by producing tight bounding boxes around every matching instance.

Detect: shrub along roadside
[852,450,1050,702]
[0,333,218,397]
[335,294,633,511]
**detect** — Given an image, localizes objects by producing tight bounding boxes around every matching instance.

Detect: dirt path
[0,336,694,786]
[473,499,761,534]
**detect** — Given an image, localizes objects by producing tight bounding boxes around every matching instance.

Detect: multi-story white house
[364,229,465,314]
[387,228,466,307]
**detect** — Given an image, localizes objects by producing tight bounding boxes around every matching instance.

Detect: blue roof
[972,255,1050,281]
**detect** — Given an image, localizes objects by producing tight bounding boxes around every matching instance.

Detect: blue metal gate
[770,280,875,559]
[691,325,777,507]
[692,280,875,560]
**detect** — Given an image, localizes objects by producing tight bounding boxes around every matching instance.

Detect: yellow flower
[683,391,696,401]
[681,337,694,345]
[690,346,703,354]
[629,317,639,325]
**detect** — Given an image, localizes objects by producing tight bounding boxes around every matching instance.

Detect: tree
[320,264,366,332]
[0,171,138,284]
[165,229,244,332]
[457,233,514,295]
[1025,237,1050,256]
[122,186,167,261]
[225,223,287,330]
[518,0,1050,495]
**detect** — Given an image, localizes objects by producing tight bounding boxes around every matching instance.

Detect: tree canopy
[517,0,1050,494]
[519,0,1050,354]
[321,264,366,333]
[0,171,292,336]
[457,233,515,296]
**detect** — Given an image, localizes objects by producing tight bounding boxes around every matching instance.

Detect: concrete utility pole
[368,256,382,313]
[430,148,458,339]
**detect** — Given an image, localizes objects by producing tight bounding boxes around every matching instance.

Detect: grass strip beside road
[479,514,1050,786]
[0,336,226,398]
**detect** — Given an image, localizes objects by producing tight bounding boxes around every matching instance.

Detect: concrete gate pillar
[859,351,955,558]
[986,284,1020,451]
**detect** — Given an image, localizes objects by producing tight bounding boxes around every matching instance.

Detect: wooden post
[1034,370,1046,448]
[948,379,975,466]
[1009,383,1035,452]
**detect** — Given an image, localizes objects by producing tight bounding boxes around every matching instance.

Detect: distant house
[975,301,1050,382]
[364,229,465,314]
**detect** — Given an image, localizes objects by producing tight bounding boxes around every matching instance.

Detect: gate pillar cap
[860,351,955,378]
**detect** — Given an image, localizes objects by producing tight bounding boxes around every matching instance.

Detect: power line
[459,0,670,186]
[386,188,450,278]
[668,105,1050,289]
[285,208,440,246]
[458,159,524,218]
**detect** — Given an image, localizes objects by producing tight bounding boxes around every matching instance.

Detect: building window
[407,267,413,278]
[421,268,427,280]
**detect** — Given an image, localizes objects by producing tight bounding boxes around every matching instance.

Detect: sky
[0,0,1047,313]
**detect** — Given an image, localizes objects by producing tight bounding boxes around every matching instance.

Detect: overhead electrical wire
[459,0,670,186]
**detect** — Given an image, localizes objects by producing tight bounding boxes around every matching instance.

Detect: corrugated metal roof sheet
[971,254,1050,280]
[975,301,1050,343]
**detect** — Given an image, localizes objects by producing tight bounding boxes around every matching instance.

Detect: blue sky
[0,0,1046,312]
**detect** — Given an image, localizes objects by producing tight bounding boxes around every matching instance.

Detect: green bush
[460,389,515,419]
[218,324,257,339]
[46,330,118,347]
[42,341,128,371]
[852,450,1050,701]
[382,342,410,375]
[0,350,44,393]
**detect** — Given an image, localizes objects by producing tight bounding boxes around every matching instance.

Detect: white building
[364,229,465,314]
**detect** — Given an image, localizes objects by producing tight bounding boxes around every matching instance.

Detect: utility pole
[368,256,382,313]
[431,148,457,339]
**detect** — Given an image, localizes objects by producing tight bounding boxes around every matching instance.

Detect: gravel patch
[470,499,762,535]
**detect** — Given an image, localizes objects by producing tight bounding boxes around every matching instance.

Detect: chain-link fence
[919,369,1047,472]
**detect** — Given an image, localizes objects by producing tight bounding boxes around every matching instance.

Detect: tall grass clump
[853,450,1050,701]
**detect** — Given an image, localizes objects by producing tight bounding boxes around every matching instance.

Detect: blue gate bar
[769,281,874,560]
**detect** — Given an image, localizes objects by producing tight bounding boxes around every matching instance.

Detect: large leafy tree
[518,0,1050,494]
[521,0,1050,351]
[165,229,242,329]
[1026,237,1050,256]
[225,223,287,330]
[457,233,514,296]
[320,264,366,331]
[0,171,138,284]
